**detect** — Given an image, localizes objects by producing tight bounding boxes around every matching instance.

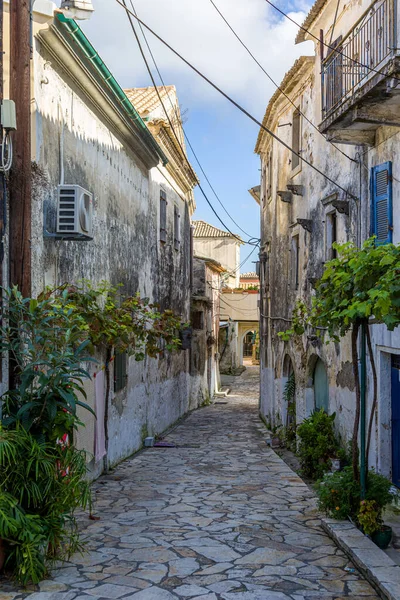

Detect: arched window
[313,359,329,412]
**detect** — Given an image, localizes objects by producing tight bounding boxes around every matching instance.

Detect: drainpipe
[360,321,367,499]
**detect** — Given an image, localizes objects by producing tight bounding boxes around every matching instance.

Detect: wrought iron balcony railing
[322,0,395,117]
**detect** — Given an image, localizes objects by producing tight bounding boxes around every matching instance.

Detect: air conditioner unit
[56,184,93,239]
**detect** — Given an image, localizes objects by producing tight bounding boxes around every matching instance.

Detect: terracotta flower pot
[371,525,392,549]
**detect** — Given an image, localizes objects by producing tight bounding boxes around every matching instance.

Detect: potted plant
[358,500,393,549]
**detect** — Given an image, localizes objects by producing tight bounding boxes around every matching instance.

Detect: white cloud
[82,0,314,117]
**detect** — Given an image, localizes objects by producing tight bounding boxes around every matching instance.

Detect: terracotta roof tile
[124,86,176,117]
[254,56,314,154]
[192,220,241,240]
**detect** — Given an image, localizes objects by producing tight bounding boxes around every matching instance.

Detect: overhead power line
[114,0,358,201]
[265,0,400,85]
[208,0,355,163]
[224,244,259,278]
[127,0,257,241]
[121,0,257,246]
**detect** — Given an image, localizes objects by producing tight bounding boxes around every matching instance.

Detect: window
[371,162,393,244]
[325,211,337,260]
[114,352,128,392]
[192,311,204,330]
[292,108,301,171]
[160,189,167,243]
[291,235,300,290]
[174,205,181,250]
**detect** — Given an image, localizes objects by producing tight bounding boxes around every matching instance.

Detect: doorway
[392,354,400,487]
[314,359,329,412]
[243,331,254,358]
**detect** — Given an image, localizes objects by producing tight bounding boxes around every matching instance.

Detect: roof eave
[41,13,168,169]
[254,56,314,155]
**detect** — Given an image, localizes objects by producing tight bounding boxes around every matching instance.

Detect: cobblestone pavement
[3,367,378,600]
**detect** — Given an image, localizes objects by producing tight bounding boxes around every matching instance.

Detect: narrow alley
[6,368,377,600]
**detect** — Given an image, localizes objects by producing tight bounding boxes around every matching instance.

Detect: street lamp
[59,0,94,20]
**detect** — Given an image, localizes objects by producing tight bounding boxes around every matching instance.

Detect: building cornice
[38,13,168,170]
[254,56,314,155]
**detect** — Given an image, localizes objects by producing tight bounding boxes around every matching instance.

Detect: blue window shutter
[371,162,393,244]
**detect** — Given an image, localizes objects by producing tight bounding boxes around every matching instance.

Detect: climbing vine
[278,238,400,481]
[40,281,183,360]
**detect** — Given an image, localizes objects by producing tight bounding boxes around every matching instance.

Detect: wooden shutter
[160,189,167,243]
[174,205,181,250]
[114,352,128,392]
[292,109,301,170]
[371,162,393,245]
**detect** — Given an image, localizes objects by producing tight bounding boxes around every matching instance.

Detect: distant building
[192,220,243,288]
[192,255,225,402]
[239,272,259,290]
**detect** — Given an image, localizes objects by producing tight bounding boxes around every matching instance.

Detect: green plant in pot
[0,288,93,584]
[358,500,392,549]
[297,409,340,479]
[0,424,91,584]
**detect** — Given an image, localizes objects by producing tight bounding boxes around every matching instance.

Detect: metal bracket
[277,191,292,203]
[332,199,350,215]
[287,184,304,196]
[297,218,313,233]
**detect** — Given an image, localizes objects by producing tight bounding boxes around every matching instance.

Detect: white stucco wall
[193,237,241,288]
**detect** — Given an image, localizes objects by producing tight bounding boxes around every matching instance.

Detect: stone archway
[242,330,255,365]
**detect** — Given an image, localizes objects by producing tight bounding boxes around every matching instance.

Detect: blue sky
[82,0,312,272]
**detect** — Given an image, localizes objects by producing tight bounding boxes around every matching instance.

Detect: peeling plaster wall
[258,61,362,446]
[258,46,400,474]
[191,259,221,403]
[31,38,195,474]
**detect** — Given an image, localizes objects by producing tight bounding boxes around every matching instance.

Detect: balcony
[320,0,400,145]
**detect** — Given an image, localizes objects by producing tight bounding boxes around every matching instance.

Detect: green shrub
[316,466,396,521]
[0,426,90,585]
[297,409,339,479]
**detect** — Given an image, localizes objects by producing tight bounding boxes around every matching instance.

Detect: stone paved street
[2,367,378,600]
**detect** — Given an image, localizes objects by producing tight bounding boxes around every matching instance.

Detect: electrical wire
[129,0,257,241]
[265,0,400,86]
[121,0,258,246]
[208,0,355,163]
[0,132,13,173]
[223,244,259,279]
[114,0,358,201]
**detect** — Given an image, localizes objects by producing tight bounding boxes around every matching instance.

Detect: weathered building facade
[193,220,260,373]
[192,256,225,403]
[219,290,260,371]
[2,3,200,477]
[255,0,400,480]
[192,220,242,288]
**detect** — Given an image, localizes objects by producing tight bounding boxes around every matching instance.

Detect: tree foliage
[312,239,400,337]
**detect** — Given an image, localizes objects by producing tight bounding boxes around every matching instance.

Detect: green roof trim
[56,12,168,166]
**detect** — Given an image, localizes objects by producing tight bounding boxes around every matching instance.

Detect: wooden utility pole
[0,0,4,285]
[9,0,31,296]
